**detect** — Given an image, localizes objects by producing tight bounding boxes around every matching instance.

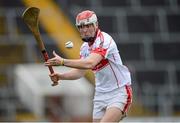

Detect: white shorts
[93,85,132,119]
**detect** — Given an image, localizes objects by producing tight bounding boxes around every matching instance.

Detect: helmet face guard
[76,10,98,42]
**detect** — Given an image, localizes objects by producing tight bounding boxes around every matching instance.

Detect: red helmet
[76,10,98,27]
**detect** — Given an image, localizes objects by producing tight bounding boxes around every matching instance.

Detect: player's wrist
[60,58,64,66]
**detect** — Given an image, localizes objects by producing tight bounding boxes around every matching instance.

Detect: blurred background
[0,0,180,122]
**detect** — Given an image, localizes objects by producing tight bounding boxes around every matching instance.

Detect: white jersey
[80,29,131,92]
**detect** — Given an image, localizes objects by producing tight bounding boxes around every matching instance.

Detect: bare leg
[100,107,124,122]
[93,119,101,123]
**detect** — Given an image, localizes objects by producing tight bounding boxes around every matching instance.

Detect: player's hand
[49,73,60,83]
[45,51,64,66]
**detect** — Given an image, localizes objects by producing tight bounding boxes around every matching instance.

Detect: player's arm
[59,68,86,80]
[63,53,102,69]
[49,68,86,83]
[45,51,103,69]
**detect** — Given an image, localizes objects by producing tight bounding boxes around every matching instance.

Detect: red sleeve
[91,47,107,57]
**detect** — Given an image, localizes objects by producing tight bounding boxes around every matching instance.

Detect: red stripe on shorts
[123,85,132,113]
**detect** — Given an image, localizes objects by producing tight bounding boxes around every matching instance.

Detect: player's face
[77,24,96,38]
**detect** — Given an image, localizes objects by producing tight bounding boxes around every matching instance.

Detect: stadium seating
[140,0,169,7]
[153,42,180,61]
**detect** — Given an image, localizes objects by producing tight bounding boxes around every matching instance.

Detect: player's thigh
[100,107,123,122]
